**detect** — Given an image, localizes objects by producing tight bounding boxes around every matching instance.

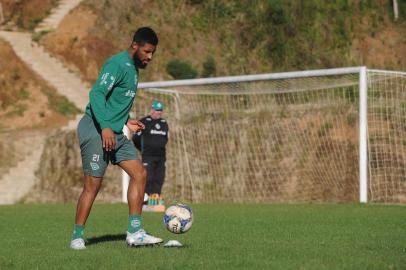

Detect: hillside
[0,39,77,131]
[1,0,405,99]
[36,0,406,84]
[1,0,58,31]
[0,0,405,204]
[0,38,78,190]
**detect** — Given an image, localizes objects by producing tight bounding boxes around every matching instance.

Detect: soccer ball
[163,203,193,234]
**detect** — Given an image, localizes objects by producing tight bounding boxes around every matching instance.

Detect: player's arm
[126,118,145,133]
[89,61,122,151]
[131,118,146,151]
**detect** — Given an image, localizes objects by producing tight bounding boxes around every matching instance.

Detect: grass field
[0,203,405,270]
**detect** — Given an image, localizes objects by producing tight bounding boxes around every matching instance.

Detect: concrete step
[0,31,89,110]
[34,0,84,32]
[0,0,87,205]
[0,134,46,204]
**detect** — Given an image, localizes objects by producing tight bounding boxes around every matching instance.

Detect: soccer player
[132,100,169,204]
[70,27,162,250]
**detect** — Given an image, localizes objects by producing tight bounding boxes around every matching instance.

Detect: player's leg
[119,159,146,215]
[71,115,108,250]
[116,135,162,246]
[71,175,102,250]
[120,159,163,246]
[75,175,103,225]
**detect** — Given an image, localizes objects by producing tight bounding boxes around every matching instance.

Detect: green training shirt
[85,50,139,133]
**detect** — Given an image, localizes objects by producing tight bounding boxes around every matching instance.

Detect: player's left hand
[127,119,145,133]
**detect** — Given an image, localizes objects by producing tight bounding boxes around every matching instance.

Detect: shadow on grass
[86,234,126,246]
[86,234,191,248]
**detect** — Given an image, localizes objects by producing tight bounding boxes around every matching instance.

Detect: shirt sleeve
[89,61,123,129]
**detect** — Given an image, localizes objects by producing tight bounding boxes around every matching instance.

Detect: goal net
[367,70,406,203]
[129,67,406,203]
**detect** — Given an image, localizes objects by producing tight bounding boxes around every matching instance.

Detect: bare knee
[130,166,147,185]
[83,176,102,196]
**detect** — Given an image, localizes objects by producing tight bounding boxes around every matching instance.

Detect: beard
[133,57,146,69]
[133,50,147,69]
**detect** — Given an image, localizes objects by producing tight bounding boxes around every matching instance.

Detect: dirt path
[35,0,84,33]
[0,0,86,204]
[0,131,47,204]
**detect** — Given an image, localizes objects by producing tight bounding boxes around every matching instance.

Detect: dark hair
[132,27,158,46]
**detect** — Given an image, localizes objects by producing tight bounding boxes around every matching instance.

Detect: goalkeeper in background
[70,27,163,250]
[132,100,169,206]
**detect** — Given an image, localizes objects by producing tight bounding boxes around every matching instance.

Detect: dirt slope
[0,39,72,131]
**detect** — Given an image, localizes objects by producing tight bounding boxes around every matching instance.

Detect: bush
[201,56,216,77]
[166,59,198,79]
[32,30,50,43]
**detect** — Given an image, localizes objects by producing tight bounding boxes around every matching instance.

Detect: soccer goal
[122,67,406,204]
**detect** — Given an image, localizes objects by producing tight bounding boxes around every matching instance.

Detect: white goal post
[122,66,406,204]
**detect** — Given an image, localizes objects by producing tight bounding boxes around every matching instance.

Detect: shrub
[32,30,50,43]
[201,55,216,77]
[166,59,197,79]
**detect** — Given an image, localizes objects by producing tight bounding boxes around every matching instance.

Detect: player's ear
[131,42,138,50]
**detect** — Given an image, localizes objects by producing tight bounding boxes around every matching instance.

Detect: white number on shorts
[92,154,100,162]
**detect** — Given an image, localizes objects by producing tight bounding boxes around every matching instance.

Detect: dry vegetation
[37,0,406,86]
[0,39,74,131]
[1,0,58,30]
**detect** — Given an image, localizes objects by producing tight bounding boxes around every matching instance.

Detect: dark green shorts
[77,114,138,177]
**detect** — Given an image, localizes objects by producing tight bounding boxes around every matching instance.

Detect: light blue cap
[151,100,164,111]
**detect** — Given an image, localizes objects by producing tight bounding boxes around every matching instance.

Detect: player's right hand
[102,128,116,151]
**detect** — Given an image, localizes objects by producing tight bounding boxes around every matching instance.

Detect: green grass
[0,204,405,269]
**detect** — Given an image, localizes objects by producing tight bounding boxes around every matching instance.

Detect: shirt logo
[155,123,161,129]
[100,73,115,91]
[151,130,166,135]
[125,90,136,97]
[100,72,110,85]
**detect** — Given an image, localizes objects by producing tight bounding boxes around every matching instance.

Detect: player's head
[130,27,158,69]
[150,100,164,119]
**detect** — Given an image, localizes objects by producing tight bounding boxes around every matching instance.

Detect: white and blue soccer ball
[163,203,193,234]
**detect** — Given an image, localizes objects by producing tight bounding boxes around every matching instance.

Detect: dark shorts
[77,114,138,177]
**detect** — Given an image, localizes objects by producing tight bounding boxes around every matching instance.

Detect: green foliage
[187,0,204,4]
[201,55,216,77]
[318,122,333,137]
[19,87,30,99]
[28,18,43,31]
[44,88,80,116]
[32,30,50,43]
[84,0,403,80]
[166,59,198,79]
[55,98,79,116]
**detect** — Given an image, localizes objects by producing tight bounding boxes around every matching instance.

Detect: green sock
[128,215,142,233]
[72,224,84,240]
